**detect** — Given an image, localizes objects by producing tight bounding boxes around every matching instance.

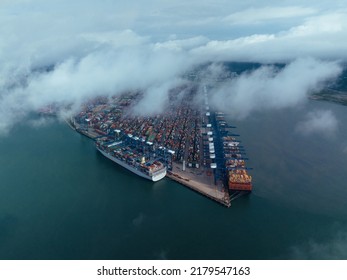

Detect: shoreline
[65,117,232,207]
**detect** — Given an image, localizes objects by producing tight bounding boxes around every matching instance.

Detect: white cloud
[209,58,342,118]
[80,30,149,49]
[0,1,346,135]
[131,79,184,116]
[27,117,55,128]
[0,36,199,134]
[224,6,317,25]
[192,11,347,62]
[296,110,339,136]
[286,12,345,37]
[153,36,209,52]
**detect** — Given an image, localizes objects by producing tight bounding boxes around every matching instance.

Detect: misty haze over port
[1,0,347,259]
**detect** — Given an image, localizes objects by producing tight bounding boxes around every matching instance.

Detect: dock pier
[166,172,231,207]
[64,84,252,207]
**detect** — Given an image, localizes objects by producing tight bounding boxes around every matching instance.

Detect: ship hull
[228,182,252,191]
[97,147,166,182]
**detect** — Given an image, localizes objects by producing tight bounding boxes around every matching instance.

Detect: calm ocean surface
[0,100,347,260]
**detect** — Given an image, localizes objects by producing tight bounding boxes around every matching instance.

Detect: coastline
[65,116,232,207]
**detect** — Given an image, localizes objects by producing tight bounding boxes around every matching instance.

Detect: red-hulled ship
[228,169,252,191]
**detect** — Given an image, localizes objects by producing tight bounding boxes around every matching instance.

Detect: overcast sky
[2,0,347,69]
[0,0,346,133]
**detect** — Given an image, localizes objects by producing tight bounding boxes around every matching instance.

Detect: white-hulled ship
[96,140,167,182]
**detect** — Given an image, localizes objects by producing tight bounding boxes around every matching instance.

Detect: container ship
[96,140,167,182]
[228,169,252,191]
[222,136,253,192]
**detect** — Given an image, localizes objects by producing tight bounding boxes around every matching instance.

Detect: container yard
[68,84,252,207]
